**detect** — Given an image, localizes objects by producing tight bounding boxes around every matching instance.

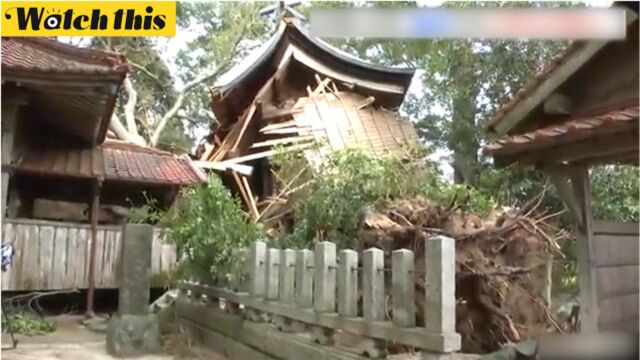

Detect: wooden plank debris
[241,175,260,221]
[193,161,254,176]
[250,135,315,149]
[219,143,314,165]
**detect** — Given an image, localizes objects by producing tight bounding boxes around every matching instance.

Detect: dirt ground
[1,315,228,360]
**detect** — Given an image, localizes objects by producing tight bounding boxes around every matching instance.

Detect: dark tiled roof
[1,37,128,76]
[13,139,206,186]
[104,146,206,185]
[484,43,583,132]
[485,105,639,156]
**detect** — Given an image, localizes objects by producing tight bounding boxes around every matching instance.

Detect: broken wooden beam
[219,143,314,165]
[262,107,303,122]
[193,161,253,176]
[250,135,315,149]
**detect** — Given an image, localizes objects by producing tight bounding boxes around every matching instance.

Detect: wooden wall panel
[593,234,638,267]
[1,218,176,291]
[598,294,639,331]
[592,220,639,333]
[596,265,639,299]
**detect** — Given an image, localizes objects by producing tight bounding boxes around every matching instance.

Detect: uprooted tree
[81,2,270,151]
[166,147,570,353]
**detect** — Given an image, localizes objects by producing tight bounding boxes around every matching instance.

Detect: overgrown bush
[166,176,263,283]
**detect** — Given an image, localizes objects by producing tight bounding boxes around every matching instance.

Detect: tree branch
[109,114,147,146]
[130,61,168,89]
[149,25,248,147]
[122,76,138,134]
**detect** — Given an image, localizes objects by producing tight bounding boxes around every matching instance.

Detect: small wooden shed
[484,3,639,333]
[1,38,206,313]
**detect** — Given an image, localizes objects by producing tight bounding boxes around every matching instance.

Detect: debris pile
[196,76,419,222]
[358,195,568,353]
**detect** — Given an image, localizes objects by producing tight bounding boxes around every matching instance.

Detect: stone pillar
[424,236,456,334]
[118,223,153,315]
[363,247,384,321]
[266,248,280,300]
[295,249,313,308]
[278,249,295,303]
[338,249,358,317]
[107,223,160,357]
[313,241,336,313]
[422,236,459,360]
[392,249,415,327]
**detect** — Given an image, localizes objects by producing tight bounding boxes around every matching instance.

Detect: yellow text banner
[2,1,176,36]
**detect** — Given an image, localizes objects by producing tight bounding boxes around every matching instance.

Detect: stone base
[106,314,162,358]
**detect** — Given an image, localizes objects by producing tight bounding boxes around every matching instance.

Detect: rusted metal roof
[292,92,419,160]
[1,37,128,76]
[13,139,207,186]
[485,105,639,156]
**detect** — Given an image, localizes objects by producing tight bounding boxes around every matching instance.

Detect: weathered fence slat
[1,219,176,291]
[52,227,68,289]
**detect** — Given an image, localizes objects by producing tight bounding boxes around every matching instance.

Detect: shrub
[166,176,264,283]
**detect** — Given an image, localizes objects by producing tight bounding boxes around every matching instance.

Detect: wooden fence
[177,236,461,358]
[1,218,176,291]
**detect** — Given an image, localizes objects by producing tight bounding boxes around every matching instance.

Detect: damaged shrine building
[195,14,420,218]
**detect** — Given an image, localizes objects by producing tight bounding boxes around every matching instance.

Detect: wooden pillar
[86,179,102,317]
[1,104,18,220]
[569,167,598,332]
[549,165,599,332]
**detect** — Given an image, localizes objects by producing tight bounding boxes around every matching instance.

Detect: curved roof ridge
[213,18,415,94]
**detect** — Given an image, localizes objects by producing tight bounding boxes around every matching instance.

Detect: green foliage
[165,177,264,283]
[591,165,639,222]
[2,311,55,336]
[174,2,271,129]
[320,1,571,183]
[277,148,496,249]
[126,192,166,225]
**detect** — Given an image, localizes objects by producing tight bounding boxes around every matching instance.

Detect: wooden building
[484,3,639,333]
[0,38,206,303]
[196,13,419,216]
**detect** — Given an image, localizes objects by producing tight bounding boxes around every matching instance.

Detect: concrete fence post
[338,249,358,317]
[295,249,314,308]
[392,249,415,327]
[363,247,385,321]
[425,236,456,334]
[279,249,296,304]
[266,248,280,301]
[249,241,267,298]
[313,241,336,313]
